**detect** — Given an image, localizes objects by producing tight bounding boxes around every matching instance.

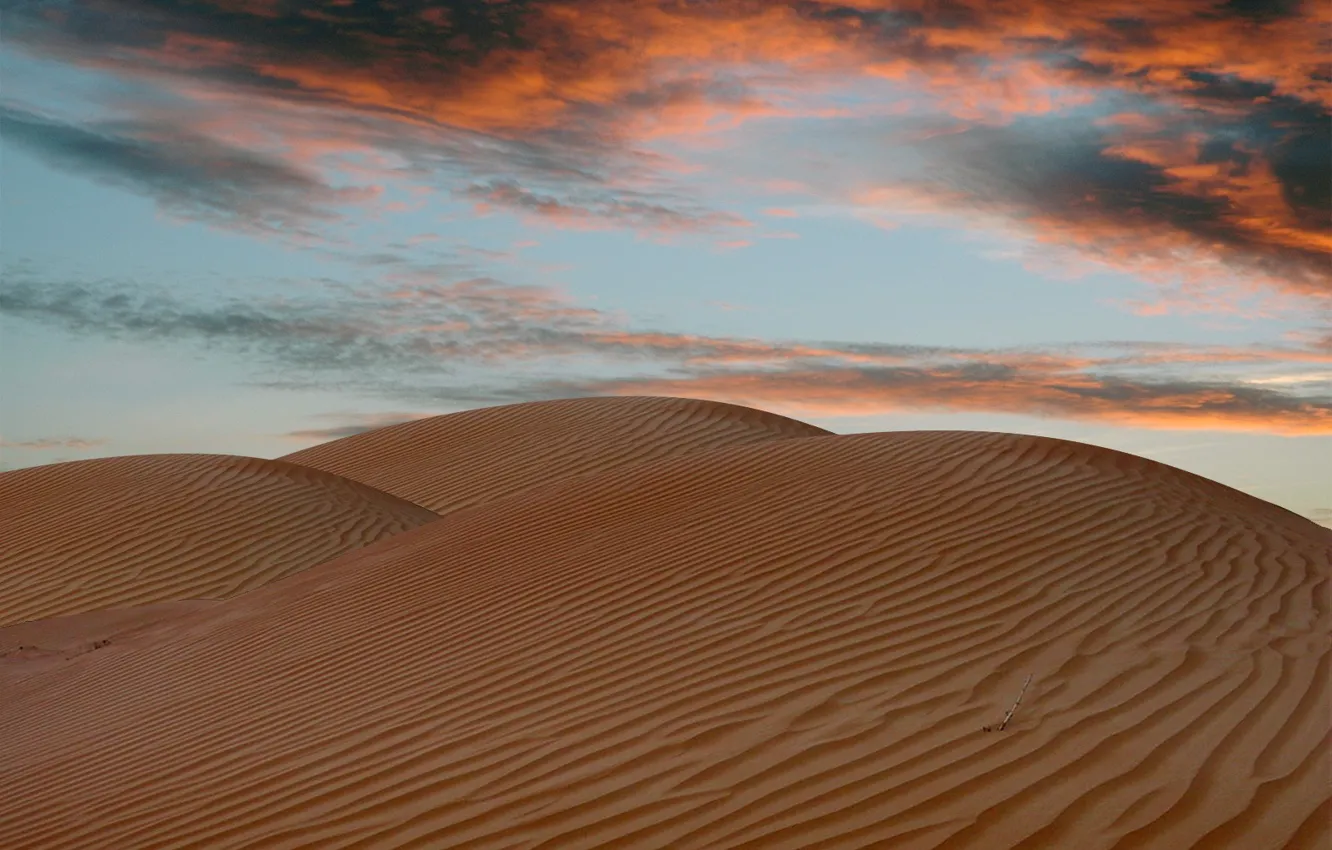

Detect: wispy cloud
[4,271,1329,435]
[282,411,440,442]
[0,105,377,236]
[0,436,109,450]
[465,178,750,233]
[1307,508,1332,529]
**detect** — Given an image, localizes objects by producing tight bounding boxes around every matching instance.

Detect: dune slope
[280,395,831,513]
[0,599,219,687]
[0,454,439,626]
[2,429,1328,849]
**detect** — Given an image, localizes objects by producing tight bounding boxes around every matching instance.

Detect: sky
[0,0,1328,525]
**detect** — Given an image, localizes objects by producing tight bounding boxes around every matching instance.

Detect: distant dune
[0,454,438,626]
[1,398,1327,849]
[281,396,831,513]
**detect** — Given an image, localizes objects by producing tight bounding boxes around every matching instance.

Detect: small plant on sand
[983,673,1033,732]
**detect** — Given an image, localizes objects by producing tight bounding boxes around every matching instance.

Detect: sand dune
[2,404,1327,849]
[0,454,438,626]
[281,396,830,513]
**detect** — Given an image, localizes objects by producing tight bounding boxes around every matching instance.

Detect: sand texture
[0,600,219,687]
[281,396,831,513]
[2,400,1328,849]
[0,454,438,626]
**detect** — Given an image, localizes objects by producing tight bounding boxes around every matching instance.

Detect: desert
[0,396,1327,849]
[5,0,1329,845]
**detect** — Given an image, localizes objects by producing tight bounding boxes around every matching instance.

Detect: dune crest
[0,453,438,626]
[280,395,831,513]
[3,418,1327,849]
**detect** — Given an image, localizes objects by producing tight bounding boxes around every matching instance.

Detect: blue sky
[1,0,1328,525]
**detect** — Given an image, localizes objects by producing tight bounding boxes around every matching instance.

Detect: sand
[0,453,438,626]
[1,398,1327,849]
[0,599,219,688]
[281,396,831,513]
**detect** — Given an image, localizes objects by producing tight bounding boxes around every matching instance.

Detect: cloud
[1245,371,1332,387]
[856,106,1331,302]
[465,178,750,232]
[2,0,1325,298]
[1,274,561,375]
[565,368,1331,436]
[4,270,1329,435]
[0,437,109,450]
[282,412,439,441]
[0,105,376,236]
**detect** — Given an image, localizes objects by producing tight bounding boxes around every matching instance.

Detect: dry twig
[984,674,1033,732]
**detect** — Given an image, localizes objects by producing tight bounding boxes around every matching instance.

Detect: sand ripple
[281,396,830,514]
[0,454,438,626]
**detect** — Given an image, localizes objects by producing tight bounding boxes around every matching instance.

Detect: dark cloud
[0,276,420,373]
[917,112,1330,293]
[1164,73,1331,230]
[939,120,1214,216]
[0,106,369,234]
[1266,111,1331,229]
[1213,0,1305,23]
[6,0,537,81]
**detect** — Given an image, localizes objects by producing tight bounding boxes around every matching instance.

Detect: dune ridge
[280,395,832,513]
[2,416,1327,850]
[0,453,439,626]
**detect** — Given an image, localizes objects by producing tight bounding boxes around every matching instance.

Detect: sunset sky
[1,0,1328,524]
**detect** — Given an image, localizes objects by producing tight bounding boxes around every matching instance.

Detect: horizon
[1,0,1328,525]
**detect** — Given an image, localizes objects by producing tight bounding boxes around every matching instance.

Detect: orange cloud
[587,370,1332,435]
[0,437,109,450]
[31,1,1321,145]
